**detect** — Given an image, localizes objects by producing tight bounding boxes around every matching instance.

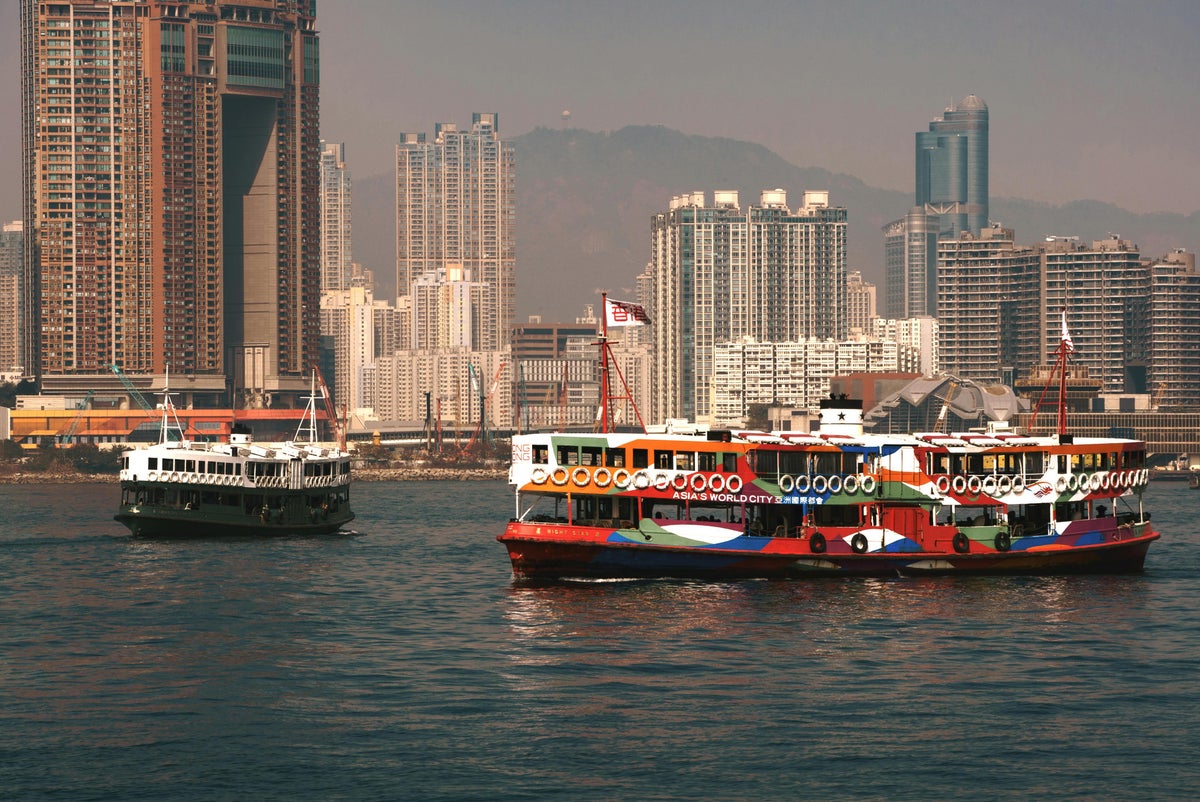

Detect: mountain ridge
[352,126,1200,319]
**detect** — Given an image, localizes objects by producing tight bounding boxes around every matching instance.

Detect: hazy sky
[3,0,1199,222]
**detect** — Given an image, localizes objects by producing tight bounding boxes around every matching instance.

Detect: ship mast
[1030,307,1075,436]
[597,292,647,434]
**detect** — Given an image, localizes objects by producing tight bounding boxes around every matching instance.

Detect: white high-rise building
[320,141,353,292]
[321,286,391,415]
[648,189,847,423]
[395,113,515,352]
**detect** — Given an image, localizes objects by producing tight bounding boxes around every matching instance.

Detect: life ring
[952,475,967,494]
[594,468,612,488]
[633,471,651,490]
[1012,475,1026,493]
[795,475,811,493]
[827,475,843,494]
[725,475,743,494]
[572,467,591,487]
[708,473,726,493]
[613,469,631,489]
[147,472,158,482]
[997,475,1013,494]
[859,475,877,494]
[1077,473,1090,492]
[531,467,548,485]
[1056,476,1068,493]
[994,530,1012,552]
[812,475,829,494]
[809,532,827,554]
[952,532,970,554]
[169,472,179,482]
[966,475,982,496]
[1099,472,1111,490]
[850,533,869,554]
[842,474,859,494]
[654,473,671,492]
[981,475,998,496]
[779,474,795,493]
[671,474,689,492]
[935,475,952,494]
[1067,474,1079,492]
[689,473,707,493]
[550,467,570,486]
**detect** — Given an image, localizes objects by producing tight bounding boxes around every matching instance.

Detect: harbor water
[2,480,1198,800]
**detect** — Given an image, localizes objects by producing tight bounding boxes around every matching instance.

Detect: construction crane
[109,364,155,414]
[464,361,505,452]
[60,389,95,445]
[934,379,958,434]
[313,366,346,450]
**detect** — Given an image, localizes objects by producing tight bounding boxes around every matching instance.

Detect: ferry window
[604,447,625,468]
[841,454,858,474]
[756,450,779,477]
[632,449,649,469]
[149,457,158,469]
[1026,452,1045,475]
[675,452,693,470]
[949,454,965,474]
[812,504,859,527]
[186,460,195,472]
[1082,452,1096,470]
[812,452,838,475]
[557,445,578,465]
[982,454,997,472]
[697,451,716,471]
[929,453,950,475]
[581,446,602,466]
[967,454,984,474]
[722,453,737,472]
[654,450,672,469]
[779,451,806,475]
[532,445,549,464]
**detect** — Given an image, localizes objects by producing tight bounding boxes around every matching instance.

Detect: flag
[605,297,650,327]
[1060,308,1075,353]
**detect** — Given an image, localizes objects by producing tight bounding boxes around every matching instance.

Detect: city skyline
[3,1,1200,224]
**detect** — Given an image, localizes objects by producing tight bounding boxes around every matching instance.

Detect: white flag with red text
[1061,308,1075,353]
[605,297,650,327]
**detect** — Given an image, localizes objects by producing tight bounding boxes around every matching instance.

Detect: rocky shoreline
[0,467,507,484]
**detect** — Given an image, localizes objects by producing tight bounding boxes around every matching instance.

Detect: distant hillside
[353,126,1199,320]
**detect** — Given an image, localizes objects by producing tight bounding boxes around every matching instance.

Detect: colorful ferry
[497,396,1158,580]
[114,376,353,537]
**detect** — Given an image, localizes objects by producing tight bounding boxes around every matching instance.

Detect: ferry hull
[499,523,1158,581]
[116,507,354,538]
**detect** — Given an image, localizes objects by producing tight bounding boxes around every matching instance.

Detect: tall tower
[21,0,321,405]
[649,189,847,423]
[916,94,989,237]
[319,141,353,293]
[0,222,22,372]
[395,113,515,351]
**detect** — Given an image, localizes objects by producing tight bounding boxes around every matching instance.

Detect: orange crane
[313,366,346,450]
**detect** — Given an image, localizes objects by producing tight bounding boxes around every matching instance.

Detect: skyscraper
[916,94,989,237]
[648,189,847,423]
[0,222,22,372]
[320,141,353,293]
[395,113,515,352]
[20,0,321,404]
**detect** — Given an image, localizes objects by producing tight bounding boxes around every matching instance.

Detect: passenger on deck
[1096,505,1108,518]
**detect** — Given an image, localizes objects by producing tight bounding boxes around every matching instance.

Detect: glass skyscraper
[916,94,989,237]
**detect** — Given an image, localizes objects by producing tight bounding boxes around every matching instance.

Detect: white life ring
[779,474,795,493]
[842,474,859,494]
[633,471,651,490]
[1012,475,1026,493]
[966,475,982,496]
[952,475,967,494]
[594,468,612,488]
[859,475,877,494]
[827,475,843,494]
[724,474,743,494]
[690,473,708,493]
[613,469,631,489]
[654,473,671,491]
[169,472,179,482]
[935,475,952,494]
[572,467,590,487]
[1099,472,1111,490]
[550,467,570,486]
[997,475,1013,494]
[709,474,726,493]
[531,467,549,485]
[1077,473,1090,492]
[981,475,998,496]
[147,472,157,482]
[1066,474,1079,492]
[671,474,689,492]
[795,475,811,493]
[812,475,829,494]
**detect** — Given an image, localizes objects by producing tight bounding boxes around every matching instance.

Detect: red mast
[597,292,648,434]
[1030,307,1075,436]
